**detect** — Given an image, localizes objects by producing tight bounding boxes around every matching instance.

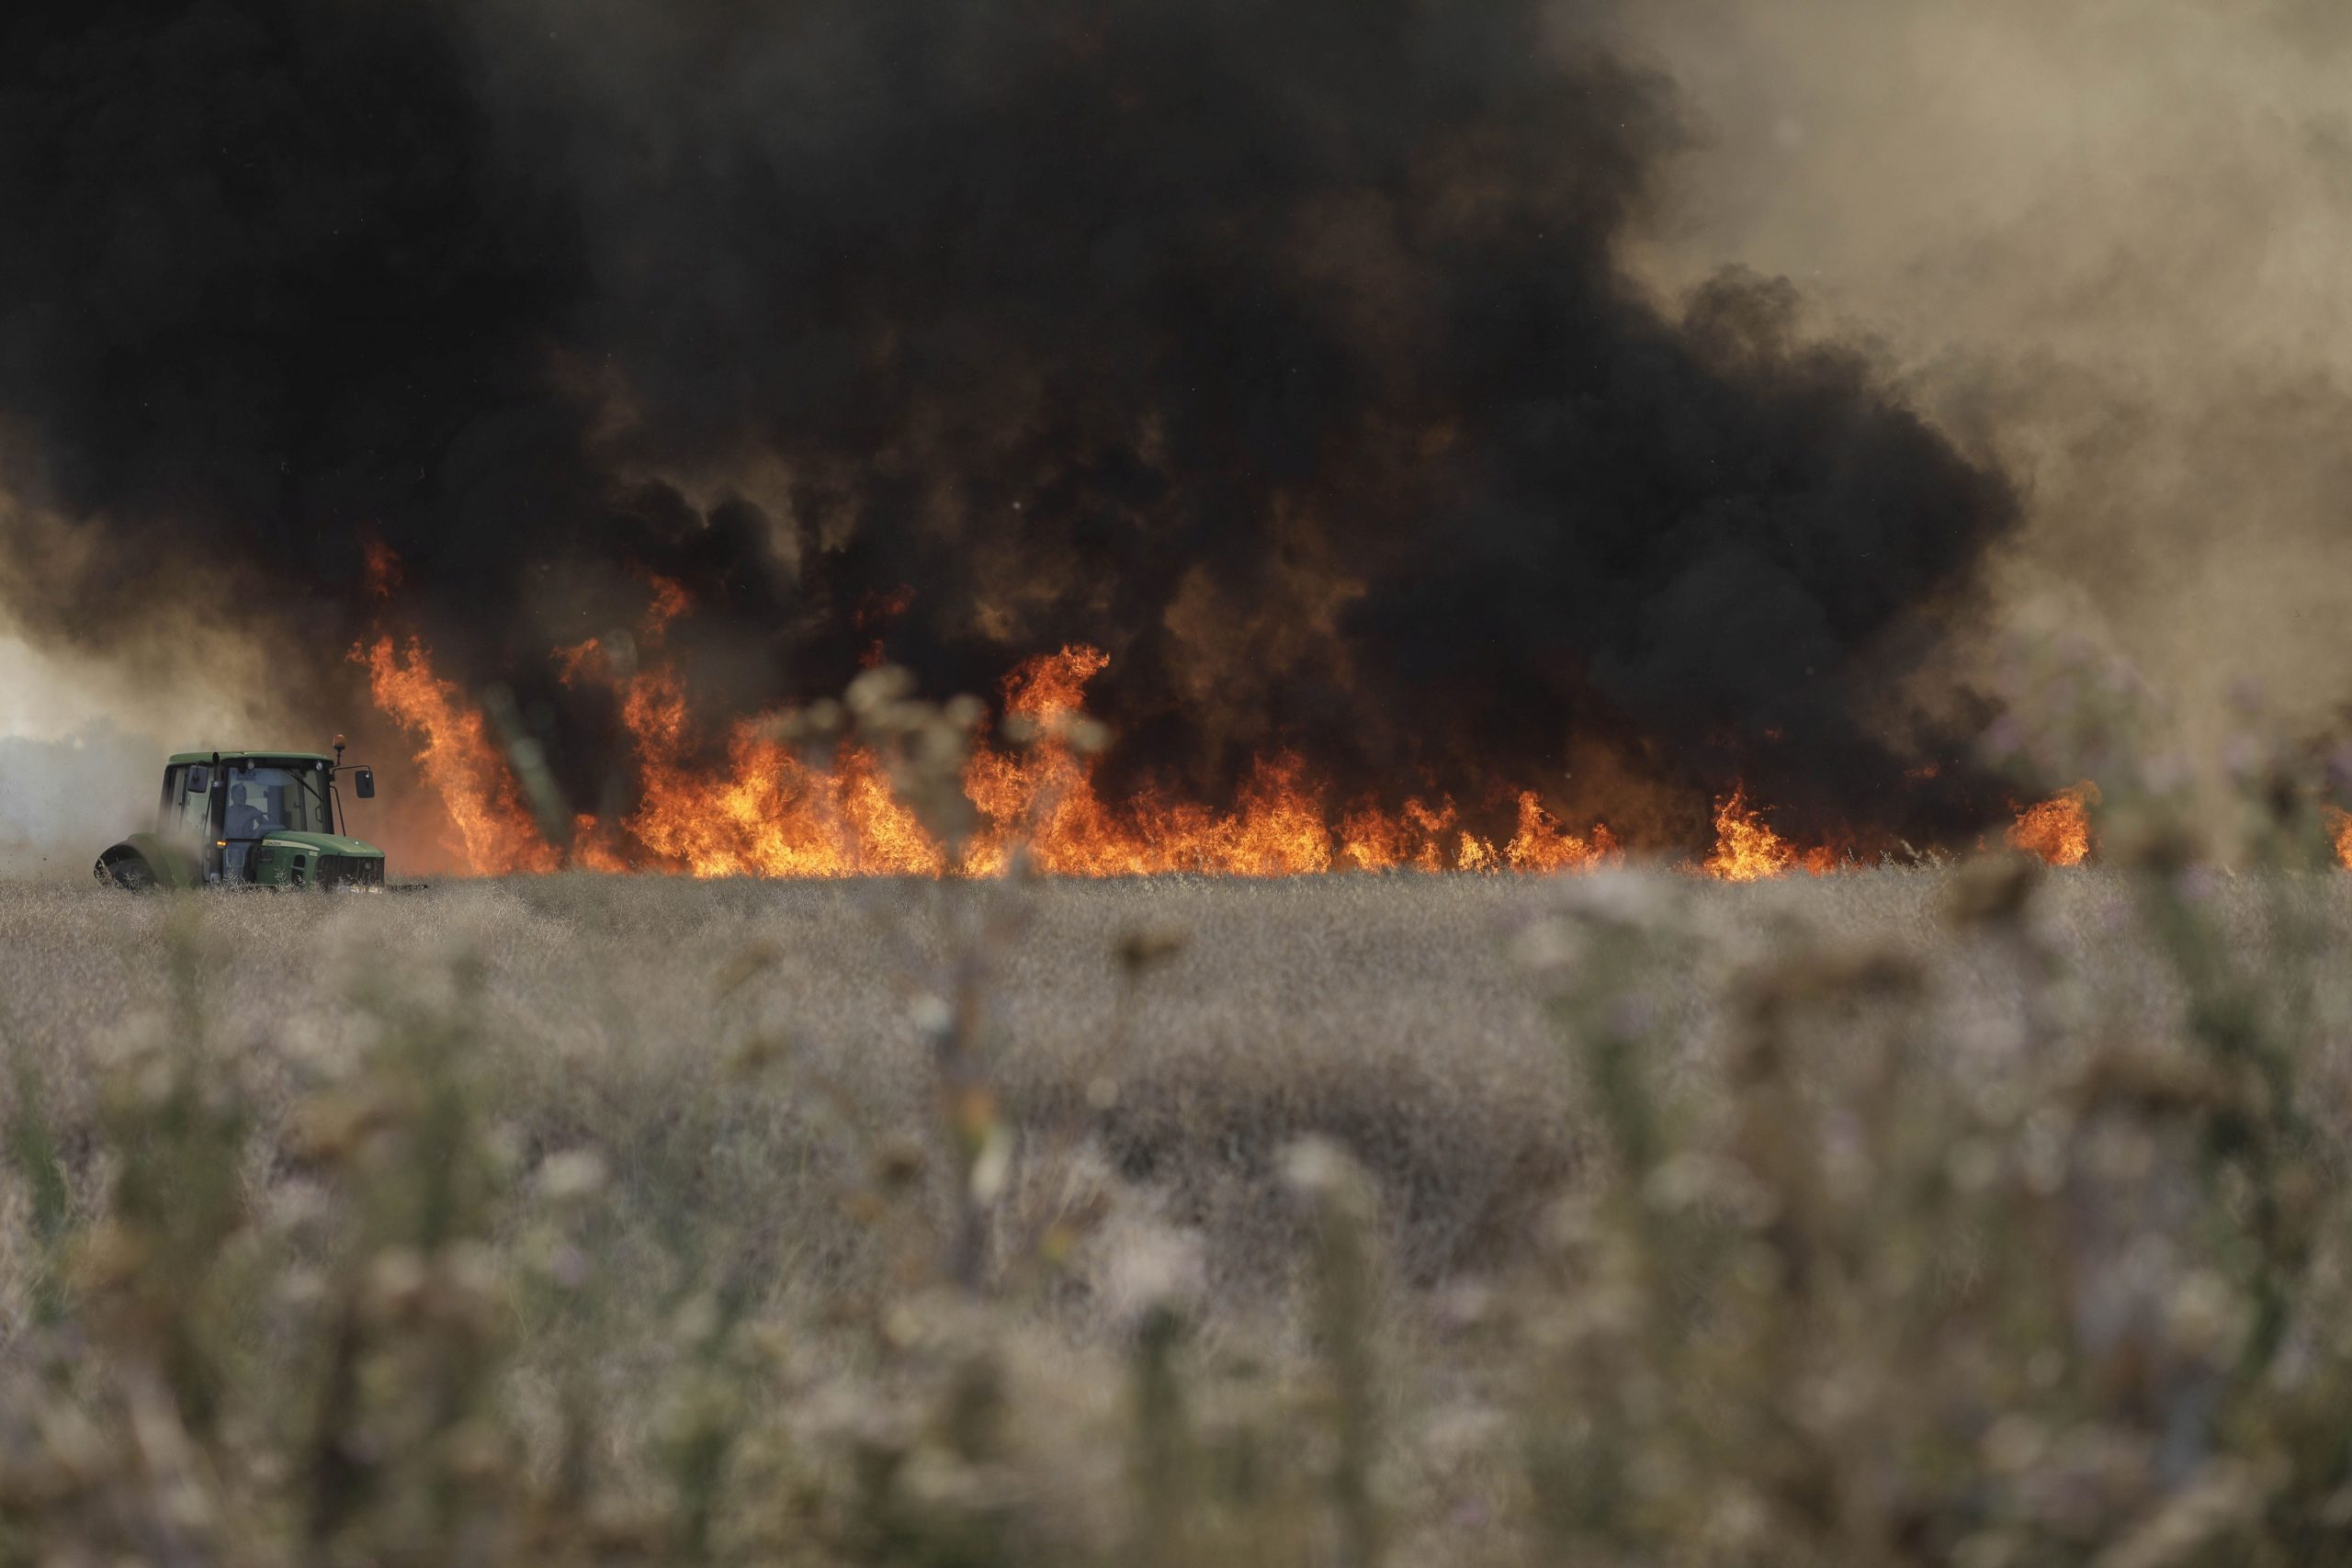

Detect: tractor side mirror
[353,768,376,799]
[185,764,210,794]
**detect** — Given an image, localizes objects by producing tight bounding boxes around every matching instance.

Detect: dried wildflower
[534,1149,610,1204]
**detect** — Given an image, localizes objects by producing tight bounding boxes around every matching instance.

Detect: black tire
[102,855,157,891]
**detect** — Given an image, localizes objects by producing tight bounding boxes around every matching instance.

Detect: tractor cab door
[162,764,222,879]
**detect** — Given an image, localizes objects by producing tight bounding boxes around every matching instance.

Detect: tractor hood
[260,831,385,859]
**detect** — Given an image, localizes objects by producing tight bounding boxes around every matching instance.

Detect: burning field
[0,0,2058,884]
[1,1,2347,892]
[1,1,2335,885]
[361,592,2107,882]
[14,0,2352,1559]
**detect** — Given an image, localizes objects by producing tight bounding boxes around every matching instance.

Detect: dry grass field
[7,863,2352,1564]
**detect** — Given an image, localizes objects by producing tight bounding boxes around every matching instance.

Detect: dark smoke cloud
[0,0,2019,848]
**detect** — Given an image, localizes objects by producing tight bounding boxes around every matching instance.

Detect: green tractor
[95,738,387,891]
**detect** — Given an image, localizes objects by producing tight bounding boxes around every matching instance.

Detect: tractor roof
[167,750,336,766]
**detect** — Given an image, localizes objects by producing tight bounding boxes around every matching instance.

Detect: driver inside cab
[225,782,272,841]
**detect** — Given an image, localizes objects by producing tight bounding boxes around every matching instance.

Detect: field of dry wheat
[7,864,2352,1563]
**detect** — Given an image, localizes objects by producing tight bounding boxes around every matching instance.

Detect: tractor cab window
[222,763,335,840]
[166,766,215,842]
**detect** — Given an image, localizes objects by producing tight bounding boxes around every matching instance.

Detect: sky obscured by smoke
[3,0,2342,863]
[1606,0,2352,753]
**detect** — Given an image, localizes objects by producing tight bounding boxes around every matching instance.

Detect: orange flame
[344,539,2337,882]
[954,649,1628,876]
[1702,790,1838,882]
[356,636,560,875]
[2326,807,2352,871]
[361,599,1867,880]
[1507,792,1620,874]
[520,637,1649,878]
[354,615,2352,882]
[2007,784,2095,867]
[554,644,946,878]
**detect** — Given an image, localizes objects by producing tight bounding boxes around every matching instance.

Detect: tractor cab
[96,743,389,890]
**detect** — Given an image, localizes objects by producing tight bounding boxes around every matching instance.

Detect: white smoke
[0,630,275,878]
[0,722,157,880]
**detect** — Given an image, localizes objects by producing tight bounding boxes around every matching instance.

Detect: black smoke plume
[0,0,2019,850]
